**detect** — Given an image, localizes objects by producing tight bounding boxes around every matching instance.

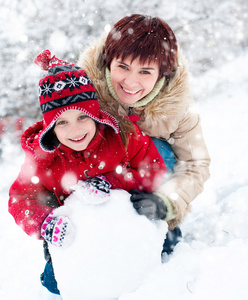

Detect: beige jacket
[77,35,211,229]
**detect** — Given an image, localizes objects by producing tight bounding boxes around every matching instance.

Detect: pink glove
[41,210,74,248]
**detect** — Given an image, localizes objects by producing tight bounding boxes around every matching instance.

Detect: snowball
[49,183,167,300]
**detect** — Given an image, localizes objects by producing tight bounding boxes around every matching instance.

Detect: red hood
[21,120,57,168]
[21,120,125,170]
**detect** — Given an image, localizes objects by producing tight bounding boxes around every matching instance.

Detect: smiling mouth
[69,134,87,142]
[121,86,141,95]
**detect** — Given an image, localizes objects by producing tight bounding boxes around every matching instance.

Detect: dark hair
[104,14,178,78]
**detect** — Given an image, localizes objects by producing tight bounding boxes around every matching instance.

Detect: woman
[78,14,211,242]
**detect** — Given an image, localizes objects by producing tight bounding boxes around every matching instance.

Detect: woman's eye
[119,64,128,70]
[141,70,151,75]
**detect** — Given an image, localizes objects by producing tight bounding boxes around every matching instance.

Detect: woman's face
[54,110,96,151]
[110,56,160,105]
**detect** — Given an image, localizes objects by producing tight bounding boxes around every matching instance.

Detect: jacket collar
[21,121,107,168]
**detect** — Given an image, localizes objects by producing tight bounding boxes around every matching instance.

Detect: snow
[1,21,248,300]
[49,184,167,300]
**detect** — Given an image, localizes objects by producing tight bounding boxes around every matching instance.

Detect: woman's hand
[130,191,167,220]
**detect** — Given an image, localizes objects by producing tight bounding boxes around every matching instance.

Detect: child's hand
[41,211,74,248]
[85,175,112,195]
[73,175,112,205]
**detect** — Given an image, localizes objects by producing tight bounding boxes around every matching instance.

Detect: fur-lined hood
[77,34,194,138]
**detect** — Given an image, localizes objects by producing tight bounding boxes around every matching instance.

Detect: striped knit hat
[34,50,119,151]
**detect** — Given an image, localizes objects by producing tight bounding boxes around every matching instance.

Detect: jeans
[151,137,176,173]
[40,260,60,295]
[41,138,179,294]
[152,138,182,254]
[162,227,182,255]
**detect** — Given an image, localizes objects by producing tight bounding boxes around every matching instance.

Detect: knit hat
[34,49,119,152]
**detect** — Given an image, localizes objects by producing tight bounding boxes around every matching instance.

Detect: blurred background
[0,0,247,125]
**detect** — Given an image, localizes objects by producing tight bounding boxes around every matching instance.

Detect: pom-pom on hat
[34,49,119,152]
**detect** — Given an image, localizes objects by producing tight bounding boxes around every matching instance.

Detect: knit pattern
[40,92,97,114]
[34,49,120,152]
[41,211,72,247]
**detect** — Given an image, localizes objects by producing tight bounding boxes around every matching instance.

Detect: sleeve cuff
[154,192,176,221]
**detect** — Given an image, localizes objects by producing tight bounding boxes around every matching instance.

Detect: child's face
[54,110,97,151]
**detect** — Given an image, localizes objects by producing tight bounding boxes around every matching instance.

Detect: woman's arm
[155,109,211,229]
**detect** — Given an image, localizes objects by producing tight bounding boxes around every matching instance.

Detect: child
[8,50,167,294]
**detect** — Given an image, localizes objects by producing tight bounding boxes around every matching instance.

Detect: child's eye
[79,115,88,120]
[56,120,67,126]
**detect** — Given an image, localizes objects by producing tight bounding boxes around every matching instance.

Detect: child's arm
[8,161,56,239]
[125,124,167,192]
[105,123,167,193]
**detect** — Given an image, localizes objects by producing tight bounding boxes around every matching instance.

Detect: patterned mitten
[41,210,74,247]
[74,175,112,205]
[84,175,112,195]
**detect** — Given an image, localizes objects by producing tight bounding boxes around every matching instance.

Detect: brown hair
[104,14,178,78]
[111,113,136,149]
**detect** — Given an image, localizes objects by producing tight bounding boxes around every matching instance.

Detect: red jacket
[9,120,166,239]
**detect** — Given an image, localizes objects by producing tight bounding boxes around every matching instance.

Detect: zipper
[128,107,133,116]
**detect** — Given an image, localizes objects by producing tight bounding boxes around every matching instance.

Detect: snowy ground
[1,52,248,299]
